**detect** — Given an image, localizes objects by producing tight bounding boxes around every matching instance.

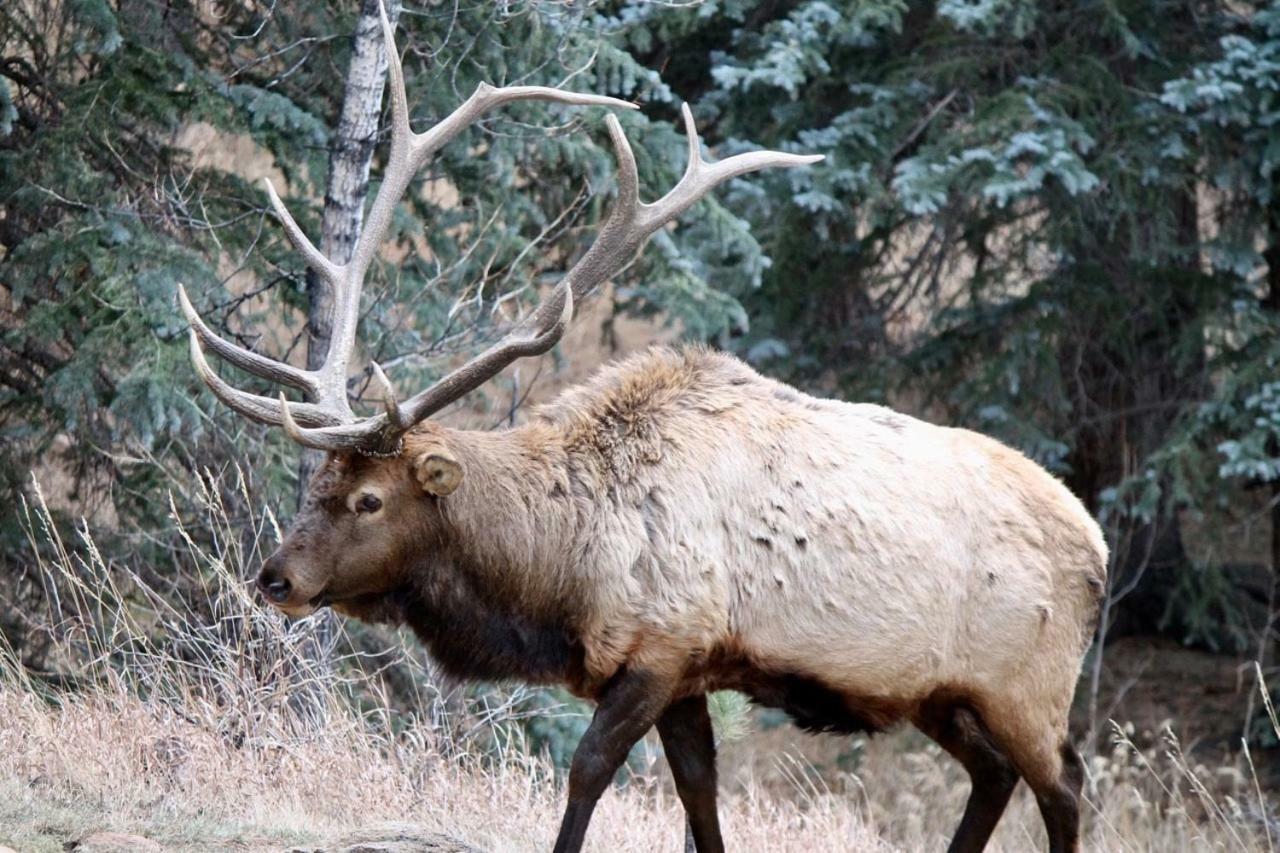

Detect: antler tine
[549,106,821,304]
[278,393,391,451]
[635,103,824,233]
[376,0,412,162]
[261,179,342,285]
[178,284,318,394]
[370,361,409,431]
[181,280,341,430]
[186,328,343,428]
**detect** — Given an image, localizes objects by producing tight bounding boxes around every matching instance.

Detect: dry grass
[1,475,1278,852]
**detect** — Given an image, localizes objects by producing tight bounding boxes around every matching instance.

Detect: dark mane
[401,556,592,693]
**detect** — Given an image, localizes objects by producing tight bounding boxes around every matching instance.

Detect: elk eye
[356,493,382,514]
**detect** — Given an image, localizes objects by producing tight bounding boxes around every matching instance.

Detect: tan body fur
[316,347,1106,790]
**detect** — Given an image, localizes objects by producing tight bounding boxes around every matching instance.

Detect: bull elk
[179,8,1107,852]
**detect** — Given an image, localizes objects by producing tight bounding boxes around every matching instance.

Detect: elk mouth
[265,586,331,619]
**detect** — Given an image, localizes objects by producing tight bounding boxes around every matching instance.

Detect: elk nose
[256,562,292,604]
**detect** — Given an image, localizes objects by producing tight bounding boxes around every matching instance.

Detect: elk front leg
[657,694,724,853]
[552,667,676,853]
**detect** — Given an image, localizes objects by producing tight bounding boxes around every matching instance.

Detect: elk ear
[414,450,463,496]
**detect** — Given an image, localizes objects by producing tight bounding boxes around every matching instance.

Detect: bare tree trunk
[297,0,403,506]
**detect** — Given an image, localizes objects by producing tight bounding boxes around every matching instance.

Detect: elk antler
[181,2,822,455]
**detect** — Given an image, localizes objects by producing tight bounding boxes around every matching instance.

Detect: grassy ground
[2,479,1278,852]
[3,676,1277,852]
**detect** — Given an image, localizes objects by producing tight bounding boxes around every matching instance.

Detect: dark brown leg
[552,668,674,853]
[657,694,724,853]
[1033,742,1084,853]
[917,703,1020,853]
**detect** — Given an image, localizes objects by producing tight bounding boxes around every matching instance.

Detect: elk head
[254,426,463,618]
[179,4,821,617]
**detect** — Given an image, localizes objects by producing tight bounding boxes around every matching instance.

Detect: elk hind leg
[983,714,1084,853]
[916,699,1020,853]
[1030,741,1084,853]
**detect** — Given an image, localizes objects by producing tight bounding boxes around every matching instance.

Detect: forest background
[2,1,1280,851]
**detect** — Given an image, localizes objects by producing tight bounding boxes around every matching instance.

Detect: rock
[304,823,484,853]
[65,832,166,852]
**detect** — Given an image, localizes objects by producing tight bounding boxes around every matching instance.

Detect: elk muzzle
[256,551,326,616]
[256,555,292,604]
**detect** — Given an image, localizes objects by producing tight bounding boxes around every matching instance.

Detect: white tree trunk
[298,0,403,502]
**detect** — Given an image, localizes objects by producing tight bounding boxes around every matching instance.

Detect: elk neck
[397,421,597,689]
[424,421,583,591]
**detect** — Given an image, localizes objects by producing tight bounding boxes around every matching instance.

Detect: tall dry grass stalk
[1,473,1278,851]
